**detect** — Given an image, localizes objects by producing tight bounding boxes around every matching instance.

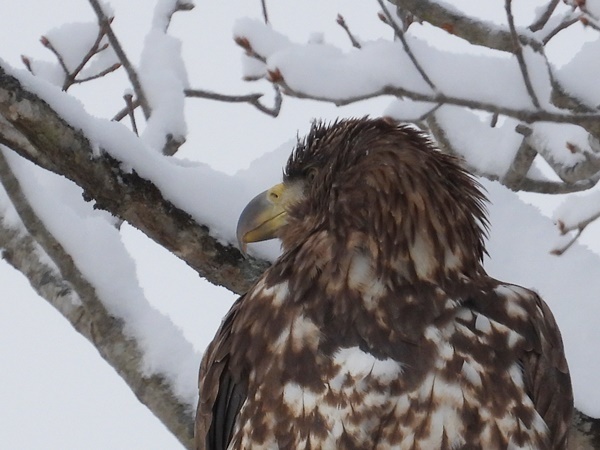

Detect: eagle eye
[306,168,318,182]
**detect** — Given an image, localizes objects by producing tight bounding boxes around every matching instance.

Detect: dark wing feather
[520,295,573,448]
[468,284,573,448]
[195,295,247,450]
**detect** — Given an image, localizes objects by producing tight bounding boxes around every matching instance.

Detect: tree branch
[505,0,540,108]
[0,148,195,449]
[87,0,151,119]
[502,125,538,189]
[376,0,436,91]
[0,65,268,295]
[272,76,600,126]
[336,15,362,49]
[185,87,282,117]
[392,0,544,53]
[529,0,560,32]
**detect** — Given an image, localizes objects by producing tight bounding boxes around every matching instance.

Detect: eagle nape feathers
[196,117,573,450]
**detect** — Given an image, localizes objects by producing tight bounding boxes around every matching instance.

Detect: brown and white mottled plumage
[196,118,573,449]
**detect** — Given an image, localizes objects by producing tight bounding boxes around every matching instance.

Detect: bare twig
[551,228,584,255]
[40,23,121,91]
[336,15,361,49]
[185,87,282,117]
[377,0,437,91]
[234,36,268,64]
[542,16,580,44]
[261,0,269,24]
[75,62,121,84]
[124,93,139,135]
[552,212,600,255]
[416,103,443,121]
[88,0,151,119]
[39,37,71,81]
[505,0,540,108]
[490,113,499,128]
[529,0,560,31]
[64,21,110,88]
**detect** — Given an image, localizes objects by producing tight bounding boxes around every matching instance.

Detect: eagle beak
[237,183,289,253]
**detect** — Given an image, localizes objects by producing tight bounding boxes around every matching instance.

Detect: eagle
[195,118,573,449]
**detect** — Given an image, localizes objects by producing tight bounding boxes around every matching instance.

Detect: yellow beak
[236,183,291,253]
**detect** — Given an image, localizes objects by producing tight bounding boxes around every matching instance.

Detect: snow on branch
[21,20,120,91]
[230,3,600,250]
[0,148,196,448]
[0,63,269,295]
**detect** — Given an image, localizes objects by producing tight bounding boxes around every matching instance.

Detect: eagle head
[237,117,488,283]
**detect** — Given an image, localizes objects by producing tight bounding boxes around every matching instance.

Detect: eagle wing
[520,294,573,447]
[195,295,247,450]
[468,283,573,448]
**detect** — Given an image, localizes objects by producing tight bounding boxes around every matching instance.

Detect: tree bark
[0,65,268,297]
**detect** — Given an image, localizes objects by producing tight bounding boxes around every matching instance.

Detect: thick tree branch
[392,0,543,53]
[0,65,268,296]
[0,150,195,449]
[502,125,538,190]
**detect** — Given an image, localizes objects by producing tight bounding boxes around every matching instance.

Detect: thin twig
[529,0,560,31]
[113,86,283,122]
[185,87,282,117]
[490,113,499,127]
[551,212,600,255]
[88,0,151,119]
[261,0,269,24]
[376,0,437,92]
[336,15,361,49]
[551,228,584,255]
[505,0,541,108]
[542,16,580,44]
[124,93,139,135]
[39,37,71,80]
[416,103,443,121]
[65,21,110,88]
[76,63,121,84]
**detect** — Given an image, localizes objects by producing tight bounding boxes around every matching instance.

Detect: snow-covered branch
[0,64,268,295]
[0,149,195,448]
[231,2,600,247]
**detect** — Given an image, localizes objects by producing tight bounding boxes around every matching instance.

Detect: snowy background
[1,1,599,449]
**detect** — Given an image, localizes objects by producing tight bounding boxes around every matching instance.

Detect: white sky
[1,1,599,449]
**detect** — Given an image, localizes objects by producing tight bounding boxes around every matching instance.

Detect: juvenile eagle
[196,118,573,449]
